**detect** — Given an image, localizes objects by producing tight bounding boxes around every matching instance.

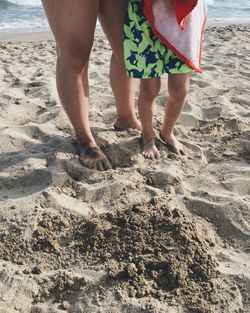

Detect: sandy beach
[0,23,250,313]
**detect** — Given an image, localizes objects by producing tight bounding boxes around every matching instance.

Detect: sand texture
[0,24,250,313]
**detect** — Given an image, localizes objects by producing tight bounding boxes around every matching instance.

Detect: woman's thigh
[42,0,99,63]
[98,0,128,55]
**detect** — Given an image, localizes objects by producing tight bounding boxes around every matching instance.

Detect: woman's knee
[57,44,92,72]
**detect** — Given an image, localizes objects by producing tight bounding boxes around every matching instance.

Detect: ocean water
[0,0,250,33]
[0,0,48,32]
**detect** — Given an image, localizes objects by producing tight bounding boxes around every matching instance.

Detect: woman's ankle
[76,134,96,146]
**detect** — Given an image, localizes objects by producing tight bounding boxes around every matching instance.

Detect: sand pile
[0,198,240,312]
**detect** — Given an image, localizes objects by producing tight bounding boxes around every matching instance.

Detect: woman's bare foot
[114,117,142,131]
[159,131,187,155]
[141,136,160,160]
[75,140,112,171]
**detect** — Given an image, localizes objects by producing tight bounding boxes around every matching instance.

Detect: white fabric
[152,0,207,71]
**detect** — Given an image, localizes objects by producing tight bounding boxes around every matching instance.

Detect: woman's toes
[97,162,104,171]
[102,158,112,171]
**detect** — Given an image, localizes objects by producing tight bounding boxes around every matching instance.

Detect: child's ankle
[142,130,155,141]
[161,128,173,137]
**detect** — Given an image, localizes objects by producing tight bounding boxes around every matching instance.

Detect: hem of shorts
[127,69,192,79]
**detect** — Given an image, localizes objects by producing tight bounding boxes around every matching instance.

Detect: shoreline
[0,28,104,42]
[0,21,249,42]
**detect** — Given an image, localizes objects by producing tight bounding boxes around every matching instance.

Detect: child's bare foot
[141,136,160,160]
[160,131,187,155]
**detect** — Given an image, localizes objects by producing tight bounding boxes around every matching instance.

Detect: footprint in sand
[185,195,250,246]
[0,172,52,203]
[3,125,46,140]
[202,106,223,120]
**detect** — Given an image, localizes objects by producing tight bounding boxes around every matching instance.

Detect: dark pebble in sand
[31,266,42,275]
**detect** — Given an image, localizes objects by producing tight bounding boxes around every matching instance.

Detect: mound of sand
[0,199,241,312]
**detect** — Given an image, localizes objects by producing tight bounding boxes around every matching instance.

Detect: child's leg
[160,73,190,155]
[138,77,161,159]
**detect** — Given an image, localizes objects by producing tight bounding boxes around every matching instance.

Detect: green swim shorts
[123,0,192,79]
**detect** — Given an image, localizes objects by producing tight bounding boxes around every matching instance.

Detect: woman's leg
[98,0,141,130]
[41,0,111,170]
[160,73,190,155]
[138,78,161,159]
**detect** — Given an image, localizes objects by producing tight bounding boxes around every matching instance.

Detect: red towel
[144,0,198,29]
[143,0,208,72]
[171,0,198,27]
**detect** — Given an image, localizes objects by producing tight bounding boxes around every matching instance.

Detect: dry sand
[0,24,249,313]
